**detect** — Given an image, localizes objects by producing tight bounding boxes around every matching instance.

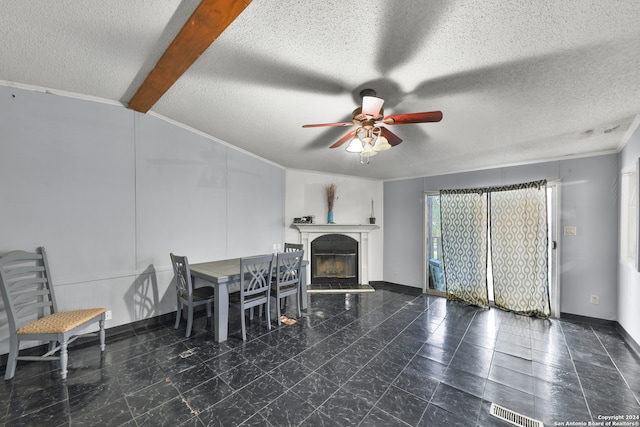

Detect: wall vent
[489,403,543,427]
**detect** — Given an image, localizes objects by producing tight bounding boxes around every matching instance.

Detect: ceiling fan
[302,89,443,162]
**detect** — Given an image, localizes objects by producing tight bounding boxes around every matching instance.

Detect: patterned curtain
[490,180,550,318]
[440,189,489,307]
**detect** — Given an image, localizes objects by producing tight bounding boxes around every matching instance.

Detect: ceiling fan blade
[379,127,403,146]
[302,121,354,128]
[329,130,357,148]
[374,3,447,75]
[382,111,443,125]
[206,44,347,96]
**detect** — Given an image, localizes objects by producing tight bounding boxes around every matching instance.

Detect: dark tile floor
[2,283,640,426]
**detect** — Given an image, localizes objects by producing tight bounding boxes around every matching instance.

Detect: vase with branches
[326,183,337,223]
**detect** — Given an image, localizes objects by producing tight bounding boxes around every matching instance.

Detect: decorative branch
[326,184,337,212]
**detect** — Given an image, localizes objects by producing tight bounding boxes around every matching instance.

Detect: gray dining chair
[238,254,274,341]
[284,243,303,252]
[170,253,215,338]
[275,243,303,309]
[0,247,107,380]
[271,250,303,325]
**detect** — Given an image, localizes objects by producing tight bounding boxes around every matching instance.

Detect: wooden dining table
[189,257,308,342]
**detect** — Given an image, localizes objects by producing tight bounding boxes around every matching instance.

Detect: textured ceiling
[2,0,640,180]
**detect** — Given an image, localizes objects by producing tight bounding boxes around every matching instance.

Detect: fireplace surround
[292,224,378,285]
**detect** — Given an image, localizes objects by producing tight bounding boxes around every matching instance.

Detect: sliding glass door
[490,182,549,317]
[424,182,560,317]
[425,192,445,295]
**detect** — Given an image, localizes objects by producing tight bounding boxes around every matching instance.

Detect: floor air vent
[489,403,544,427]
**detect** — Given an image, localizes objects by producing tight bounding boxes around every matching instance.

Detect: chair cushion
[192,287,215,301]
[271,283,297,293]
[17,308,107,334]
[229,291,241,303]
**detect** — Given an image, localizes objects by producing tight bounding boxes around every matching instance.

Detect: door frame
[548,180,561,318]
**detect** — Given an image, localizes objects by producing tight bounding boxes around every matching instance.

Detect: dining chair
[271,249,303,325]
[0,247,107,380]
[170,253,215,338]
[238,254,274,341]
[284,243,303,252]
[274,243,303,310]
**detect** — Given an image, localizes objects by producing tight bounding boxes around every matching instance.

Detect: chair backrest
[284,243,303,252]
[240,254,274,300]
[0,247,58,334]
[275,250,303,289]
[170,253,194,298]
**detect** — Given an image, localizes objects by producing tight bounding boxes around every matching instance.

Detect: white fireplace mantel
[292,223,379,284]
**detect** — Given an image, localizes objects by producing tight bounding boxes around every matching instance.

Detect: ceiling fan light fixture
[362,96,384,118]
[346,136,364,153]
[362,141,378,156]
[301,90,441,159]
[372,134,391,152]
[362,135,374,145]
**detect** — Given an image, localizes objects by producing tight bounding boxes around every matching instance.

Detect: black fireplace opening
[311,234,358,285]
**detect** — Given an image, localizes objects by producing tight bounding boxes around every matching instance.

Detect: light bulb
[362,142,378,156]
[372,135,391,151]
[345,137,364,153]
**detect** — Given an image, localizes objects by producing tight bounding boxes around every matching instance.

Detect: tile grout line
[274,293,411,425]
[297,294,434,426]
[589,324,640,408]
[355,294,439,427]
[559,321,595,424]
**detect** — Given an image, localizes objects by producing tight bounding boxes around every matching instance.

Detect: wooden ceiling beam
[128,0,252,113]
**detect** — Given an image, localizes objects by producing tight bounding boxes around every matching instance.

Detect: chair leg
[241,308,247,341]
[99,318,106,351]
[206,302,212,330]
[266,299,271,331]
[59,339,68,380]
[4,334,19,380]
[175,300,182,330]
[186,304,194,338]
[276,294,282,325]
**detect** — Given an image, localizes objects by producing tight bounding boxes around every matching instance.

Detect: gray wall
[0,85,285,355]
[384,154,619,320]
[384,177,425,287]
